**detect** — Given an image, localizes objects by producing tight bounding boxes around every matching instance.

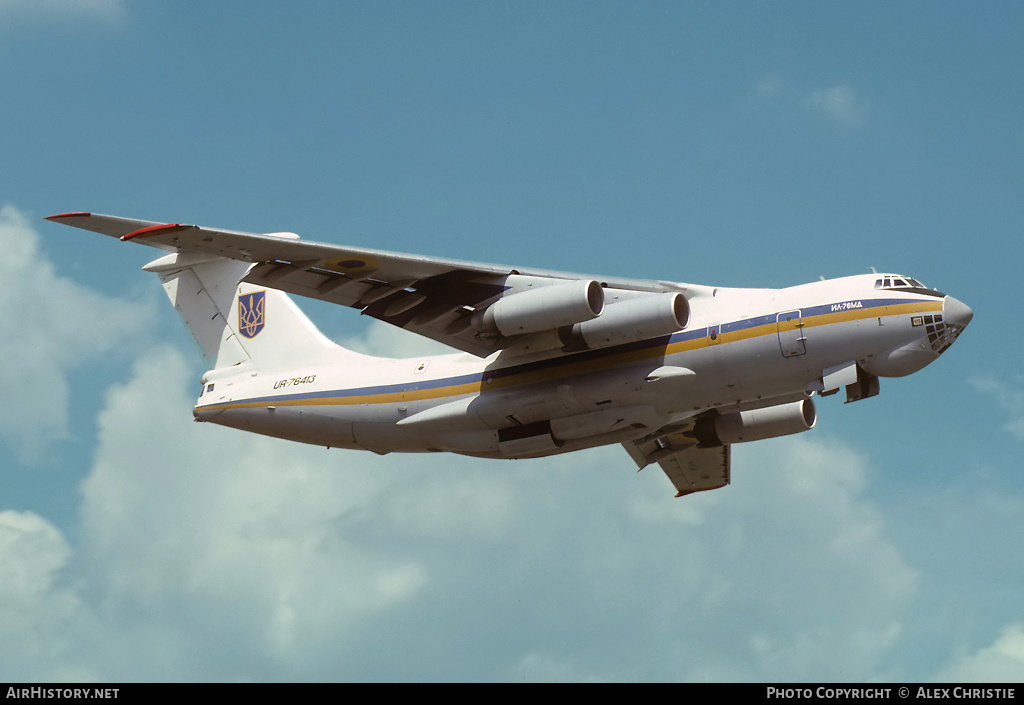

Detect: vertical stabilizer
[143,252,349,370]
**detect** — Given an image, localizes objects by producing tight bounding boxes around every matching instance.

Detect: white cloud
[0,205,151,461]
[934,623,1024,682]
[507,652,611,683]
[0,510,72,614]
[0,510,92,681]
[754,77,869,130]
[803,84,869,128]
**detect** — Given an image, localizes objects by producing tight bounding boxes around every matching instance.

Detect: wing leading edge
[46,212,689,357]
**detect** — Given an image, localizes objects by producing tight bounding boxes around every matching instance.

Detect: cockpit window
[876,275,928,290]
[874,274,941,296]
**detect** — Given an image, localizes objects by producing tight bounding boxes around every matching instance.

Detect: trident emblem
[238,291,266,339]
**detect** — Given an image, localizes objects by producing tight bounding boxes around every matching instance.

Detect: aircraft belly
[473,381,587,427]
[429,429,500,454]
[212,407,357,448]
[549,404,661,441]
[354,421,440,453]
[483,424,656,460]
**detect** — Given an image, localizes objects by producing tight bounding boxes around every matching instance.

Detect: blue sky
[1,0,1022,682]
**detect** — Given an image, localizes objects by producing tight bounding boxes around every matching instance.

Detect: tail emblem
[238,291,266,339]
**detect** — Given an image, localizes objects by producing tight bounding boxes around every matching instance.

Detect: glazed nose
[943,296,974,329]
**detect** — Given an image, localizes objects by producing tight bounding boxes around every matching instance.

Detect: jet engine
[693,398,816,447]
[473,280,605,336]
[559,292,689,351]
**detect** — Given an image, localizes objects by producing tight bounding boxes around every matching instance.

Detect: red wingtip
[46,212,91,220]
[121,223,192,241]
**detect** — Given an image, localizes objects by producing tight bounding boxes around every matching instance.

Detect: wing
[624,420,731,497]
[46,212,688,357]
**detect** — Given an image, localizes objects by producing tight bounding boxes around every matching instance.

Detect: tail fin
[143,251,348,370]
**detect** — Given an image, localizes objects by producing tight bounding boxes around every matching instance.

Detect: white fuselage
[193,273,968,459]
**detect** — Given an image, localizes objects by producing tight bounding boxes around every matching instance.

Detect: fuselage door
[707,323,723,346]
[777,310,806,357]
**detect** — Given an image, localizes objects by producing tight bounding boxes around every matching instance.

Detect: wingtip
[45,211,92,221]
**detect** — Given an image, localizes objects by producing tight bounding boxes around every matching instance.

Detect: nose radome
[943,296,974,329]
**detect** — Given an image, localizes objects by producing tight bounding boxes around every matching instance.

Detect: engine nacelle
[473,280,604,336]
[694,399,816,447]
[559,292,689,351]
